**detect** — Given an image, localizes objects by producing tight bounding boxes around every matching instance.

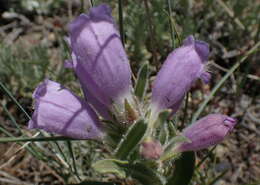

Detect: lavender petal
[28,80,104,140]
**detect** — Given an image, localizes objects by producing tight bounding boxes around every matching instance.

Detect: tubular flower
[66,4,133,118]
[28,3,237,156]
[28,4,134,139]
[151,36,210,117]
[28,80,104,140]
[176,114,237,152]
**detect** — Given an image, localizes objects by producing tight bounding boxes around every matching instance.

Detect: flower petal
[68,4,132,112]
[177,114,237,152]
[28,80,104,140]
[151,36,210,116]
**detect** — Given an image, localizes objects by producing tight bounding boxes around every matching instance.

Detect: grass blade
[166,0,175,48]
[67,141,82,181]
[0,82,31,120]
[208,170,228,185]
[0,136,82,143]
[196,146,217,169]
[118,0,125,46]
[192,42,260,122]
[2,103,22,132]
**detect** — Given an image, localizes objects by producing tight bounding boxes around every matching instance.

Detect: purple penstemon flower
[66,4,133,120]
[28,80,103,139]
[28,3,236,154]
[150,36,211,120]
[176,114,237,152]
[29,4,133,139]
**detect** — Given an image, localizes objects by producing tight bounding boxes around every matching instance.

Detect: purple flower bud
[151,36,210,115]
[67,4,133,117]
[28,80,104,140]
[177,114,237,152]
[140,139,163,159]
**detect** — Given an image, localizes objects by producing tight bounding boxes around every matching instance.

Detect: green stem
[143,0,158,65]
[67,141,82,181]
[118,0,125,46]
[0,82,31,120]
[166,0,175,48]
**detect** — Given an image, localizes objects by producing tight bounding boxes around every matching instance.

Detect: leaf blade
[166,152,196,185]
[134,62,149,100]
[115,120,147,160]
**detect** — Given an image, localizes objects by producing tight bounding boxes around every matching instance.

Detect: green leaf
[166,152,196,185]
[92,159,128,178]
[124,99,138,122]
[115,120,147,160]
[159,123,169,145]
[134,62,149,100]
[0,82,31,120]
[154,110,171,129]
[164,135,191,152]
[103,120,127,150]
[128,162,165,185]
[160,135,191,162]
[157,110,171,144]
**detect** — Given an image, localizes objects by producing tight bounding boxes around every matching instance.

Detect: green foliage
[166,152,196,185]
[115,119,147,160]
[0,44,49,97]
[135,62,149,100]
[92,159,128,178]
[127,162,165,185]
[0,41,76,98]
[0,0,259,184]
[6,0,66,15]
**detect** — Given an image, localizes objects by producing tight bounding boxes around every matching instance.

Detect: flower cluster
[28,4,237,159]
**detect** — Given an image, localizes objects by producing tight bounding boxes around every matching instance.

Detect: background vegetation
[0,0,259,184]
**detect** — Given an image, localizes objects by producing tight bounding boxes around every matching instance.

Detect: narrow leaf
[134,62,149,100]
[103,120,126,150]
[166,152,196,185]
[128,162,165,185]
[92,159,128,178]
[115,120,147,160]
[118,0,125,46]
[0,82,31,120]
[208,170,228,185]
[67,141,81,181]
[159,123,169,145]
[165,135,191,152]
[160,135,190,162]
[155,110,171,130]
[124,99,138,122]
